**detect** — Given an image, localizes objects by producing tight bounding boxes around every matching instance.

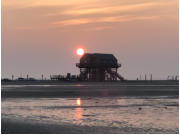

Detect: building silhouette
[76,53,124,81]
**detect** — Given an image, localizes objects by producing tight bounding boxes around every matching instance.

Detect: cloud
[52,15,158,26]
[3,0,98,9]
[53,18,92,26]
[45,1,169,17]
[3,0,176,30]
[61,2,161,16]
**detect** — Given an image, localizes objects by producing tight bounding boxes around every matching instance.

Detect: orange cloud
[53,18,92,26]
[46,1,170,17]
[61,2,162,16]
[52,15,158,26]
[3,0,91,9]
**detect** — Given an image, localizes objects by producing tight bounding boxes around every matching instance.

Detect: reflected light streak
[75,108,82,121]
[75,98,82,122]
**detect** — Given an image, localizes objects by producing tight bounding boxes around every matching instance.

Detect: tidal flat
[1,81,179,133]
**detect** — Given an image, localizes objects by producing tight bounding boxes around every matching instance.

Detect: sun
[76,48,85,56]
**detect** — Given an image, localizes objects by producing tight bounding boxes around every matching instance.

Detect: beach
[1,81,179,133]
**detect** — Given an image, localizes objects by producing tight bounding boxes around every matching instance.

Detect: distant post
[145,74,146,81]
[150,74,152,81]
[42,74,44,80]
[12,75,14,80]
[175,75,178,80]
[27,74,29,80]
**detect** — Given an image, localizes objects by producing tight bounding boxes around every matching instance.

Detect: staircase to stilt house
[107,69,124,81]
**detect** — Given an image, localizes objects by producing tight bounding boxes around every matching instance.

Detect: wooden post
[150,74,152,81]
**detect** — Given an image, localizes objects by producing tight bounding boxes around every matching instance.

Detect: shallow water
[2,96,179,133]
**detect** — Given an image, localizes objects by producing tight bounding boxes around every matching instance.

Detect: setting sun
[76,48,85,56]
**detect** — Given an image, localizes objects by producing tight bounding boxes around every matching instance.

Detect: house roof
[77,53,120,68]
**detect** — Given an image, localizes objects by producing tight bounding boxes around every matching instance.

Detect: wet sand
[2,118,122,134]
[1,81,179,134]
[2,117,176,134]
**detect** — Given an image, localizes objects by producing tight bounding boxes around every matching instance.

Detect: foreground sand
[2,117,177,134]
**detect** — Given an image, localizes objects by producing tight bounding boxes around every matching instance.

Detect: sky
[2,0,179,80]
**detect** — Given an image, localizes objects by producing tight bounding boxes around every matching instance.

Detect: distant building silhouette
[76,53,124,81]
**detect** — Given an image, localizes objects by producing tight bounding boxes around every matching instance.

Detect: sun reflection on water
[76,98,81,106]
[75,98,82,122]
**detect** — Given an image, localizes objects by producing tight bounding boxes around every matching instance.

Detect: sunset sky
[2,0,178,80]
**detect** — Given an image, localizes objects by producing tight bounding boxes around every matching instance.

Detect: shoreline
[2,80,179,85]
[2,81,179,98]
